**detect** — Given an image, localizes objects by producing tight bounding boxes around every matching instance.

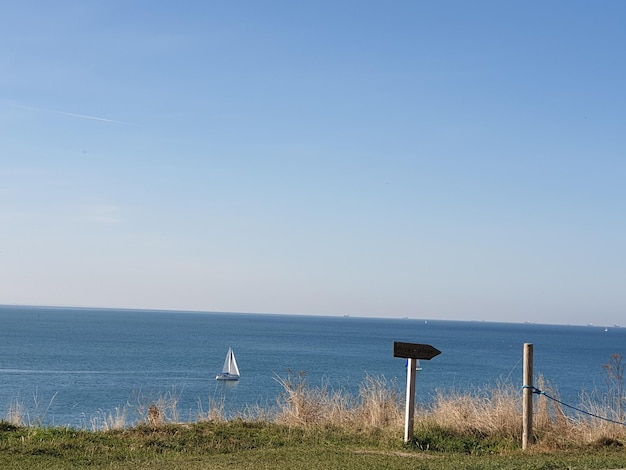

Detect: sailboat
[216,347,240,381]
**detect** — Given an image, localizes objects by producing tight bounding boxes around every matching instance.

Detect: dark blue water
[1,305,624,428]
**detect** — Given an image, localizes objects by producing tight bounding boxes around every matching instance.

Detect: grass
[1,420,626,470]
[2,357,626,469]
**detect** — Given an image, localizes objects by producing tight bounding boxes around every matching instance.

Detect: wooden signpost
[394,342,441,443]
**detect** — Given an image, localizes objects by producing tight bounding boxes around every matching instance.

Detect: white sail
[217,347,240,380]
[223,347,240,375]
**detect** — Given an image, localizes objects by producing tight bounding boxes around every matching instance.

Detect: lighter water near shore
[1,305,624,428]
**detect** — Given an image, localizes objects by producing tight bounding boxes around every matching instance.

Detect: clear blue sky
[1,1,625,325]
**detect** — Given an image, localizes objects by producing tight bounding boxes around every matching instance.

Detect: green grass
[1,420,626,470]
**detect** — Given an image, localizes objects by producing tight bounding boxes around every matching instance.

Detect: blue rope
[523,385,626,427]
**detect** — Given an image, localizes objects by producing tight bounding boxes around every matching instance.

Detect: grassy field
[2,360,626,469]
[1,420,626,470]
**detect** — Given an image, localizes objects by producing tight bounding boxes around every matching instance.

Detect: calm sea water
[1,305,624,428]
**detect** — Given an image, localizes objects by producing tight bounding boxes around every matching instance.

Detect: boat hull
[216,373,239,381]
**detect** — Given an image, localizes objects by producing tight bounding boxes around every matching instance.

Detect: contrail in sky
[13,104,130,124]
[51,109,128,124]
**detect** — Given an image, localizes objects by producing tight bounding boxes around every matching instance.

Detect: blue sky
[1,1,625,325]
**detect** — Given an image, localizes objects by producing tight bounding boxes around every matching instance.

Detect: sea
[1,305,624,428]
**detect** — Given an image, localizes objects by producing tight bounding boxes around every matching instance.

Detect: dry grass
[274,370,346,426]
[272,371,626,449]
[273,371,402,431]
[4,391,58,427]
[421,380,521,439]
[4,367,626,450]
[568,389,626,447]
[88,405,129,431]
[355,375,403,428]
[136,388,182,426]
[197,396,227,423]
[6,398,27,427]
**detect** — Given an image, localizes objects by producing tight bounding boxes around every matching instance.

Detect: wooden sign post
[394,342,441,444]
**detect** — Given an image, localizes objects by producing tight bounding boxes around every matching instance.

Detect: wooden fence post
[522,343,534,450]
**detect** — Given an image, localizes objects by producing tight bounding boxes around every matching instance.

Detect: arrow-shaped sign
[394,342,441,360]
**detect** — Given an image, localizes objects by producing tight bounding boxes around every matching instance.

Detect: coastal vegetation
[2,358,625,469]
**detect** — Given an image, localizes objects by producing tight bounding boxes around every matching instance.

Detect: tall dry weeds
[570,354,626,446]
[274,370,335,426]
[603,353,625,422]
[88,406,129,431]
[274,371,402,429]
[421,381,521,439]
[136,388,182,426]
[4,391,58,427]
[197,396,227,423]
[355,375,403,428]
[6,398,27,427]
